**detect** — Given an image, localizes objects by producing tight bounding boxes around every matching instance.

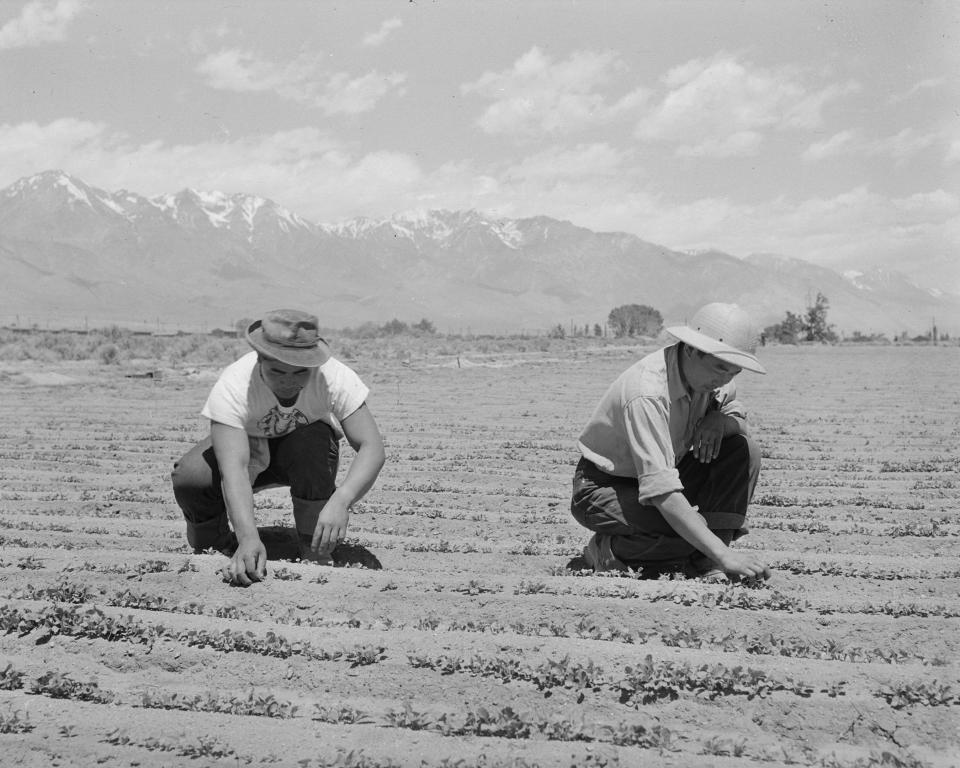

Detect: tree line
[763,292,837,343]
[561,294,842,344]
[229,294,844,343]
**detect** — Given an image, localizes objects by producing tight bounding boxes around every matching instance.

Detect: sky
[1,0,958,292]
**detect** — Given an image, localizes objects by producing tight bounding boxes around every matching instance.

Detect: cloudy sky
[1,0,957,291]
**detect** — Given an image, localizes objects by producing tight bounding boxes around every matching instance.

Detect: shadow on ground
[257,525,383,569]
[565,554,590,571]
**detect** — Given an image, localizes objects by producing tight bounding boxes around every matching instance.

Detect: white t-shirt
[201,351,369,480]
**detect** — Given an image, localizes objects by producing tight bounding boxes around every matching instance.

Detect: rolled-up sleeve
[624,396,684,502]
[201,376,246,429]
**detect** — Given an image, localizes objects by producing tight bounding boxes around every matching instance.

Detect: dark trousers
[171,420,339,550]
[570,434,760,574]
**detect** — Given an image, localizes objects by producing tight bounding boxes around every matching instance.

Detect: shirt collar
[665,343,690,403]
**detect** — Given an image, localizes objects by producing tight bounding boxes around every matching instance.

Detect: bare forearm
[334,445,385,507]
[221,472,258,541]
[653,491,728,562]
[648,484,770,580]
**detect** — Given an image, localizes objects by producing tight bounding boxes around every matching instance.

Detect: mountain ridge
[0,170,955,336]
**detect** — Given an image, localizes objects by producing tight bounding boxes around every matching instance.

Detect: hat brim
[245,322,330,368]
[666,326,766,374]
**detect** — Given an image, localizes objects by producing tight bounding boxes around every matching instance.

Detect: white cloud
[319,70,408,115]
[676,131,763,158]
[197,48,406,115]
[0,118,111,174]
[888,77,946,104]
[0,119,423,222]
[461,46,648,138]
[873,129,938,162]
[363,17,402,47]
[656,187,960,291]
[947,139,960,164]
[636,53,856,157]
[804,128,938,163]
[803,130,857,161]
[0,0,84,49]
[505,143,630,182]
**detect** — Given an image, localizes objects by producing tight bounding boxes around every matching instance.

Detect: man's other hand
[221,537,267,586]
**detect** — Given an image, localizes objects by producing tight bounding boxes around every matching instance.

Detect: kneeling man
[571,303,770,581]
[172,309,385,586]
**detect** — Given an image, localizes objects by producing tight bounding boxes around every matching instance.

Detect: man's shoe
[698,566,729,583]
[583,533,628,573]
[686,551,728,581]
[192,530,237,557]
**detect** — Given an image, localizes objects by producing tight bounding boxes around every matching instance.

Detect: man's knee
[170,456,190,495]
[276,421,338,463]
[736,434,762,492]
[721,432,755,457]
[720,433,761,481]
[570,461,639,536]
[274,422,339,498]
[171,443,224,524]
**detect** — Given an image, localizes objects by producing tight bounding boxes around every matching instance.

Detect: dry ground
[0,343,958,768]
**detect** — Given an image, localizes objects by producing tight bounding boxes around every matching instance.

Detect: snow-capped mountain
[0,170,956,335]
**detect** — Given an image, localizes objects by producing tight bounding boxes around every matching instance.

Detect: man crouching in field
[171,309,385,586]
[571,303,770,582]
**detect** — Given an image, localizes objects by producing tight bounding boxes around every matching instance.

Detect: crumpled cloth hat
[245,309,329,367]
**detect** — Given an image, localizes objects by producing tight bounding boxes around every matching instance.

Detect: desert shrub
[97,343,120,364]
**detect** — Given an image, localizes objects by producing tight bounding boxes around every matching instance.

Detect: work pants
[570,434,760,576]
[171,420,339,551]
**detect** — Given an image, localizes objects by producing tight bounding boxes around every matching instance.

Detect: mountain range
[0,170,955,336]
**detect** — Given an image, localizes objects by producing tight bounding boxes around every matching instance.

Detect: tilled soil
[0,344,957,767]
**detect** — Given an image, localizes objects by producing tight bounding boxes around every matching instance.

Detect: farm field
[0,343,958,768]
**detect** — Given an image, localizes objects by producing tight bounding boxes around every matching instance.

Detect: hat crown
[245,309,329,367]
[260,309,320,348]
[689,303,759,355]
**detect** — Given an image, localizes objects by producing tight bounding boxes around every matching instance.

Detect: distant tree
[347,321,380,339]
[764,311,805,344]
[412,318,436,334]
[849,330,888,343]
[381,319,409,335]
[593,323,602,337]
[607,304,663,338]
[234,318,254,337]
[764,292,837,344]
[548,323,566,339]
[104,325,126,342]
[803,292,837,342]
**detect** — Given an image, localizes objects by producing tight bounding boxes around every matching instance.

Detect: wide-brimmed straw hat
[245,309,329,367]
[666,303,766,374]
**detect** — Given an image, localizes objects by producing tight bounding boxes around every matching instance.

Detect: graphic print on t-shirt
[257,405,310,437]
